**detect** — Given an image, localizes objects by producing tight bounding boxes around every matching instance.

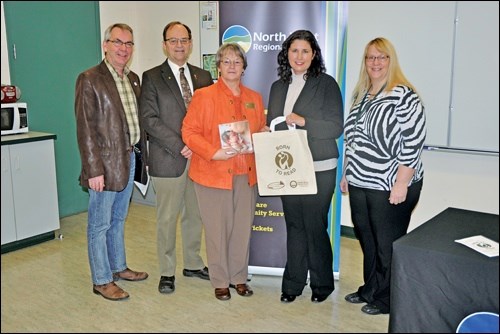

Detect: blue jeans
[87,151,135,285]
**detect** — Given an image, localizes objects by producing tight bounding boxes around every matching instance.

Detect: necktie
[179,67,192,108]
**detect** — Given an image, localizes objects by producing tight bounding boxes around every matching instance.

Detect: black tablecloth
[389,207,499,333]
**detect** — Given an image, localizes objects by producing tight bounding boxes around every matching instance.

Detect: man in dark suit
[75,23,148,301]
[139,21,213,294]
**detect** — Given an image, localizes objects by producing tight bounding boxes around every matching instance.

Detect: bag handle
[270,116,296,132]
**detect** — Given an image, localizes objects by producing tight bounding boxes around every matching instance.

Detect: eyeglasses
[165,38,191,46]
[107,39,134,48]
[221,59,243,67]
[365,55,389,63]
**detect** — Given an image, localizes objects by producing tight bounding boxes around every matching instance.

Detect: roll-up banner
[219,1,346,278]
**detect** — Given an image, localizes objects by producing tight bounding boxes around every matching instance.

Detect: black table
[389,207,499,333]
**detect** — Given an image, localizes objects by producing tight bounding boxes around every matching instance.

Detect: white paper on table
[454,235,499,257]
[134,174,150,197]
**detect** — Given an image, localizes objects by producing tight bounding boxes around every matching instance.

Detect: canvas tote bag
[252,116,317,196]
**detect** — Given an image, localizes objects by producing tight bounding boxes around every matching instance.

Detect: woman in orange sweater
[182,43,267,301]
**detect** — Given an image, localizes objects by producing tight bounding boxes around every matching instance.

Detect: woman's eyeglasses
[221,59,243,67]
[365,55,389,63]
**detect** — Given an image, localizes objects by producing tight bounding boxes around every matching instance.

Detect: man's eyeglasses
[221,59,244,67]
[107,39,134,48]
[165,38,191,46]
[365,55,389,63]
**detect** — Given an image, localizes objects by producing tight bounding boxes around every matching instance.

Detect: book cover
[219,120,253,154]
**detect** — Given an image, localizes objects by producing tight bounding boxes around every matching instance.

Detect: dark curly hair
[276,30,326,84]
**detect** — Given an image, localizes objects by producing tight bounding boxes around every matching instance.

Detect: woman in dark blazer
[267,30,344,303]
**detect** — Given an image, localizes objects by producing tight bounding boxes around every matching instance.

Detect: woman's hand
[286,113,305,127]
[390,165,414,204]
[340,175,348,193]
[389,182,408,205]
[212,148,237,160]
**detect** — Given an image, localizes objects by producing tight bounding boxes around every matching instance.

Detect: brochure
[134,175,150,197]
[455,235,499,257]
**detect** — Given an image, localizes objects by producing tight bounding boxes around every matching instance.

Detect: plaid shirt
[105,59,140,146]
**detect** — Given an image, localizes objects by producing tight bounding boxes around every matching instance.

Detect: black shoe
[158,276,175,294]
[183,266,209,280]
[280,293,297,303]
[345,292,366,304]
[311,293,329,303]
[361,304,381,315]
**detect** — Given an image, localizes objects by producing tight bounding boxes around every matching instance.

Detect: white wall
[2,1,498,231]
[99,1,205,77]
[341,150,499,231]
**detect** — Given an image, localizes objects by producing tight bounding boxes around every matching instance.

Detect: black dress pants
[348,179,423,313]
[281,168,336,297]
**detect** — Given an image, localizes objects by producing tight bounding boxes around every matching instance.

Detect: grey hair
[215,43,248,70]
[103,23,134,42]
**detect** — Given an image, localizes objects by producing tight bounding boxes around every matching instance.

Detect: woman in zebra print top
[340,37,426,315]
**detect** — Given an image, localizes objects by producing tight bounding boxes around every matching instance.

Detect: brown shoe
[215,288,231,301]
[229,283,254,297]
[93,282,129,301]
[113,268,148,281]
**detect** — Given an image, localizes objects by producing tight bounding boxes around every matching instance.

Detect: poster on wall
[202,54,218,80]
[219,1,344,277]
[201,1,217,30]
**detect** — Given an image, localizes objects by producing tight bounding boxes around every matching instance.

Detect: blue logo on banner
[222,25,252,53]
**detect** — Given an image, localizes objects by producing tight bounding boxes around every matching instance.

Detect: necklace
[348,83,387,152]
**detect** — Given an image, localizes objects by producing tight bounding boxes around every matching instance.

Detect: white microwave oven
[1,102,29,136]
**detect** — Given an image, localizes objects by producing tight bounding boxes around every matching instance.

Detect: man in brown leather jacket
[75,23,148,301]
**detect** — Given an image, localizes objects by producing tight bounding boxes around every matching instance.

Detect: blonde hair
[351,37,417,106]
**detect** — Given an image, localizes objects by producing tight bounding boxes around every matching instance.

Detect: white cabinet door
[1,146,17,244]
[10,140,60,240]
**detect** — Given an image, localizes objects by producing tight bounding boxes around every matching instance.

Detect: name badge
[245,102,255,109]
